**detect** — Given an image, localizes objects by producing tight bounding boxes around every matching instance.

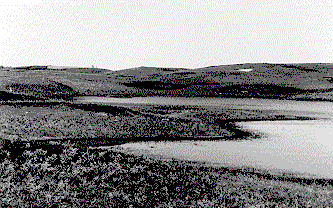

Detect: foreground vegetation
[0,145,332,207]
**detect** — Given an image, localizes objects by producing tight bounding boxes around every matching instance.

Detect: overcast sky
[1,0,332,70]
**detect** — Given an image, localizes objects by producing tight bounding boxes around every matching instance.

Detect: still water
[77,96,333,118]
[77,96,333,178]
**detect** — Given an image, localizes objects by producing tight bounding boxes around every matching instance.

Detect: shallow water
[77,96,333,178]
[119,120,333,178]
[234,120,333,178]
[76,96,333,119]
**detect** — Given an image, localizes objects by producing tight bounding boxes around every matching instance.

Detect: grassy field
[0,102,238,146]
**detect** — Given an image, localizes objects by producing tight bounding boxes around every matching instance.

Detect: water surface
[119,120,333,178]
[78,96,333,178]
[76,96,333,118]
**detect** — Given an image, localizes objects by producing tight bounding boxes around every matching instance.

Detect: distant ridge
[12,65,49,70]
[8,65,111,74]
[6,63,332,72]
[1,63,332,101]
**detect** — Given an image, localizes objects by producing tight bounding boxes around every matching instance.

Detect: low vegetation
[0,146,332,207]
[0,102,238,147]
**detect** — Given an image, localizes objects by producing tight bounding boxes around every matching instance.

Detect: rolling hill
[1,63,333,101]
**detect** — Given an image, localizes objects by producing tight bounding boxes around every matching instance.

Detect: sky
[0,0,332,70]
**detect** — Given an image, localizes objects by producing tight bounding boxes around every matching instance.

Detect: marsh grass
[0,146,332,207]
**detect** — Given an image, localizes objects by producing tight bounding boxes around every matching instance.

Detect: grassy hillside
[1,63,333,100]
[123,63,333,99]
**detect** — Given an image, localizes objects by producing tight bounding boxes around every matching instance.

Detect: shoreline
[1,98,327,148]
[1,98,332,181]
[94,113,333,182]
[1,114,319,149]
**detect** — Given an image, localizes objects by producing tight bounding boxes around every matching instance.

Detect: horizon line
[2,62,333,71]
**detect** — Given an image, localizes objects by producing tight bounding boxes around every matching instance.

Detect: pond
[76,96,333,178]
